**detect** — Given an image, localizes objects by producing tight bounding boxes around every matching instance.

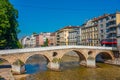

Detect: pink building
[49,33,56,46]
[36,32,55,46]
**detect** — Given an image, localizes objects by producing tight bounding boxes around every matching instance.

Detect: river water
[1,54,120,80]
[21,56,120,80]
[18,53,120,80]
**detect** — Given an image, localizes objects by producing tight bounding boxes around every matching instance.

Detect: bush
[87,56,95,60]
[52,58,61,63]
[13,59,24,66]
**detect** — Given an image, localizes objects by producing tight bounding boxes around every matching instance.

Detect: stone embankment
[105,58,120,65]
[0,68,14,80]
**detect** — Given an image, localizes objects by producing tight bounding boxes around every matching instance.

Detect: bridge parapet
[0,45,115,55]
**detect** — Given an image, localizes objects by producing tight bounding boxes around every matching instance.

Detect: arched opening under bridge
[0,58,11,69]
[0,58,12,78]
[96,52,113,64]
[25,54,49,74]
[60,50,86,70]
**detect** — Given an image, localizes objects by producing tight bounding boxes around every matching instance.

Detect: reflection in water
[23,63,120,80]
[21,55,120,80]
[25,64,47,74]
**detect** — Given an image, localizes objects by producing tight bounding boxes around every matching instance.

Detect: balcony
[106,36,116,39]
[109,37,116,39]
[107,18,116,22]
[107,30,116,34]
[106,24,116,29]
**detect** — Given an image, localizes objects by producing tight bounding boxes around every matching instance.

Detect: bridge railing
[0,45,117,55]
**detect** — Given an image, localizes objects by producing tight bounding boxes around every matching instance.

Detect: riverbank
[14,74,29,80]
[0,68,14,80]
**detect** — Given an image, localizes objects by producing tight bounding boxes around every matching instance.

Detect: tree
[32,32,37,35]
[0,0,21,49]
[44,38,49,46]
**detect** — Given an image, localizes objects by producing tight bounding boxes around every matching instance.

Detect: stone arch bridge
[0,46,116,73]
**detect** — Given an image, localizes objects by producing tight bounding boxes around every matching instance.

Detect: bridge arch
[95,51,114,62]
[0,58,12,68]
[24,54,50,64]
[61,50,87,61]
[60,50,87,68]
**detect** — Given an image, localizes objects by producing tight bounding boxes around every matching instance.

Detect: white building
[117,24,120,51]
[68,27,81,45]
[20,36,30,48]
[20,34,37,48]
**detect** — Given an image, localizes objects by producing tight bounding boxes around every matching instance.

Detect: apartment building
[68,27,81,45]
[81,11,120,47]
[20,36,30,48]
[49,33,56,46]
[81,20,99,46]
[117,24,120,51]
[55,26,80,46]
[30,34,37,47]
[97,11,120,47]
[36,32,51,46]
[35,32,56,46]
[20,34,37,48]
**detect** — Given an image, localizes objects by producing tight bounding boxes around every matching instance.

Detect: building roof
[50,33,55,36]
[56,25,80,32]
[93,14,109,21]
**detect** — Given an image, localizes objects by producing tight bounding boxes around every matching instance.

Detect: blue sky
[9,0,120,38]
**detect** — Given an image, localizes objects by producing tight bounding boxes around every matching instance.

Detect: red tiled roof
[62,26,80,29]
[56,25,80,32]
[93,14,109,21]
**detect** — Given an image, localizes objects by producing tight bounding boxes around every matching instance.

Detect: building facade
[36,32,51,46]
[81,11,120,47]
[35,32,56,46]
[20,34,37,48]
[68,27,81,45]
[49,33,56,46]
[55,26,80,46]
[117,24,120,52]
[30,34,37,47]
[20,36,30,48]
[98,12,120,47]
[81,20,99,46]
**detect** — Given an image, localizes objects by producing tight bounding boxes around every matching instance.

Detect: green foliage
[0,60,3,64]
[13,59,24,66]
[52,58,61,63]
[87,56,95,60]
[41,38,49,47]
[44,38,48,46]
[32,32,37,35]
[0,0,21,49]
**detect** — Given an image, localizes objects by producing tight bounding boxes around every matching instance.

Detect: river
[19,55,120,80]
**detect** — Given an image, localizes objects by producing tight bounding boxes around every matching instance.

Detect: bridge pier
[11,65,25,74]
[79,60,87,66]
[86,57,96,68]
[47,62,60,71]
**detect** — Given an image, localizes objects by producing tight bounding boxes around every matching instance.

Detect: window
[100,24,103,28]
[111,15,116,19]
[101,35,104,38]
[106,17,109,21]
[106,29,109,33]
[100,19,103,22]
[101,30,103,33]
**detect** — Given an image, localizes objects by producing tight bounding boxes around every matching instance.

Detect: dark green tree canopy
[0,0,21,49]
